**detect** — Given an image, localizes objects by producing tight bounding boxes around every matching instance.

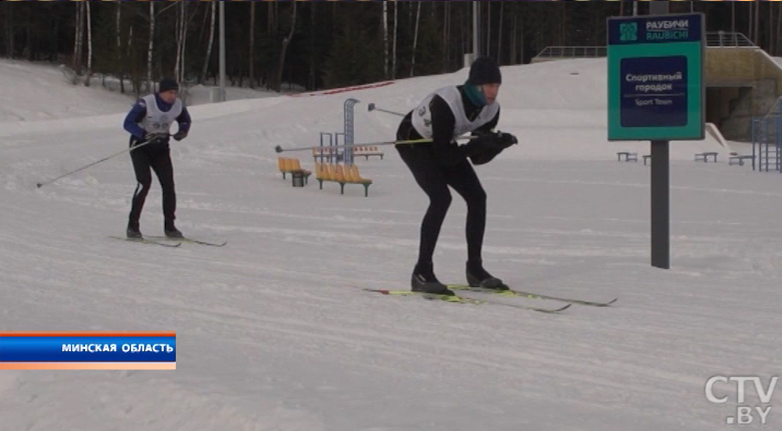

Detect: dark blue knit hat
[158,78,179,93]
[467,57,502,86]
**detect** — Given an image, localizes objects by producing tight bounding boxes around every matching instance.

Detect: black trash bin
[291,171,305,188]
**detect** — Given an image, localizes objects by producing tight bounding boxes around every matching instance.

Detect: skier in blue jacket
[123,78,191,239]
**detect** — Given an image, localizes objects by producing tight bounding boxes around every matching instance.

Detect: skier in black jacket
[395,57,517,296]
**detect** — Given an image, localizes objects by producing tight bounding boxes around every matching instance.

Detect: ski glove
[173,131,188,142]
[494,132,518,149]
[462,132,499,156]
[467,132,518,165]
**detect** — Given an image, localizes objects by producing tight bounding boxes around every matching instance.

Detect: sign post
[608,6,704,269]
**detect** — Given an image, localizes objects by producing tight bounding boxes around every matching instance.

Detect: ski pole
[36,138,156,189]
[367,103,406,117]
[275,138,432,154]
[274,135,481,154]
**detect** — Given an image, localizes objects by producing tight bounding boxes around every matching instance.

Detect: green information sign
[608,13,705,141]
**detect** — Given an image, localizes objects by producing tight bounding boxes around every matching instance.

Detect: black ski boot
[466,259,509,290]
[127,221,142,239]
[411,262,454,296]
[164,221,183,239]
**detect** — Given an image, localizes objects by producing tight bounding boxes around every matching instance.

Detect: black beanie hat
[158,78,179,93]
[467,57,502,86]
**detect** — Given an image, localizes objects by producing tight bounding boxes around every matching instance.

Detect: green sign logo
[620,23,638,42]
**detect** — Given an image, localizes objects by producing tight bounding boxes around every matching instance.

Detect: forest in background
[0,1,775,96]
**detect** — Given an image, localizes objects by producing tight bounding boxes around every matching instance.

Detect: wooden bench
[315,162,373,197]
[617,152,638,162]
[353,145,384,160]
[729,155,754,166]
[694,152,718,162]
[278,157,311,185]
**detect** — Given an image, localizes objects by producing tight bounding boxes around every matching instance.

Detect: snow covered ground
[1,57,781,431]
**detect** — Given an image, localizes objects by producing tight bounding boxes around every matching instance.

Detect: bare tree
[127,24,141,96]
[442,1,449,72]
[116,3,125,93]
[410,1,421,77]
[73,1,84,78]
[307,2,317,91]
[308,1,315,90]
[731,1,736,34]
[749,2,754,45]
[146,2,155,93]
[269,2,276,37]
[560,2,566,46]
[267,2,277,89]
[509,8,517,65]
[200,1,216,85]
[497,1,504,64]
[84,0,92,86]
[249,1,256,88]
[461,6,467,66]
[769,2,774,55]
[486,2,491,58]
[520,24,525,65]
[754,1,760,46]
[383,1,389,79]
[174,2,192,85]
[393,1,398,79]
[4,3,14,58]
[182,5,194,86]
[777,3,782,55]
[275,1,296,92]
[128,25,135,94]
[174,2,183,83]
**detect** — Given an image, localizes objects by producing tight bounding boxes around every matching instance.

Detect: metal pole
[219,0,226,102]
[473,1,480,58]
[649,0,670,269]
[650,140,670,269]
[344,98,359,166]
[368,103,406,117]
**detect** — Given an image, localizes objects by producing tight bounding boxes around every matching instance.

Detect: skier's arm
[176,105,192,134]
[123,100,147,140]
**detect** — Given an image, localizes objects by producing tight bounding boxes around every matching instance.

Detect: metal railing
[534,46,606,60]
[706,32,756,48]
[751,97,782,172]
[533,32,756,62]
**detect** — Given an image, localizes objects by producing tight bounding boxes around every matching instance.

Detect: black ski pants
[396,144,487,266]
[128,141,176,228]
